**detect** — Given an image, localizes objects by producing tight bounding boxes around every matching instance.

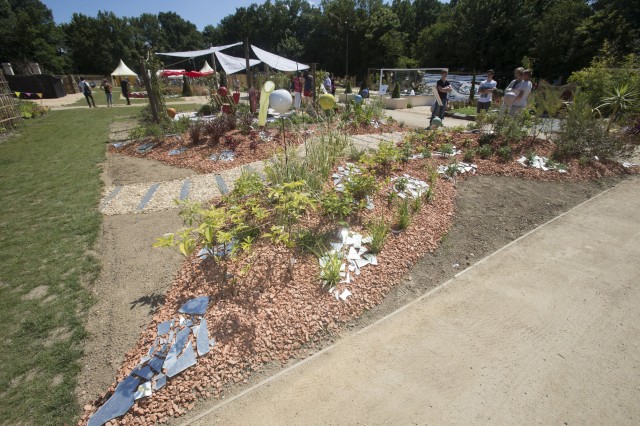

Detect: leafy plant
[344,172,377,202]
[477,144,492,159]
[367,141,399,173]
[463,149,476,162]
[367,219,389,254]
[394,177,409,192]
[400,140,413,163]
[231,170,264,199]
[319,250,343,288]
[345,80,352,94]
[478,132,497,146]
[188,121,204,145]
[554,93,636,160]
[411,194,422,213]
[497,146,512,162]
[440,143,454,156]
[525,150,536,166]
[204,113,236,143]
[596,84,640,132]
[320,191,354,221]
[396,198,411,230]
[392,82,401,99]
[445,161,460,179]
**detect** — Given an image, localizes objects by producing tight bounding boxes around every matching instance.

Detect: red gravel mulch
[109,120,403,175]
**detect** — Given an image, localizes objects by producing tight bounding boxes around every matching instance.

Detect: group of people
[78,76,132,108]
[429,67,533,127]
[290,70,315,110]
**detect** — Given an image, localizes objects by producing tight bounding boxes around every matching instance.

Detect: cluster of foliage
[18,100,48,119]
[3,0,638,80]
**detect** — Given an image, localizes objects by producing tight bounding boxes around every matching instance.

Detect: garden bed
[80,128,638,425]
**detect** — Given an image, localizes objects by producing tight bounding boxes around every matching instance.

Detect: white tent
[157,42,242,58]
[200,61,214,73]
[251,45,309,72]
[215,51,261,75]
[111,59,137,76]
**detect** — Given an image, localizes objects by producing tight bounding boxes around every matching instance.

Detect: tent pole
[245,38,252,89]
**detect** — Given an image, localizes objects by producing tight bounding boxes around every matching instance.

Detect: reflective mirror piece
[87,374,140,426]
[178,296,210,315]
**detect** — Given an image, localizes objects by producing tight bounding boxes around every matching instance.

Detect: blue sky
[42,0,398,30]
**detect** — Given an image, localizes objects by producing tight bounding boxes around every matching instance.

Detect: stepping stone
[137,183,160,212]
[215,175,229,195]
[180,179,191,200]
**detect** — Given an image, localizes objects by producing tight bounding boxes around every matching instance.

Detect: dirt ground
[77,132,620,412]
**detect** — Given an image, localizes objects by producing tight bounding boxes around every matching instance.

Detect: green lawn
[0,107,140,424]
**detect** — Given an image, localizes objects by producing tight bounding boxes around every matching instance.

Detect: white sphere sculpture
[503,91,517,106]
[269,89,293,114]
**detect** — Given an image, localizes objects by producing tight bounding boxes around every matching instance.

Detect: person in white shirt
[476,69,497,113]
[508,69,532,117]
[79,76,96,108]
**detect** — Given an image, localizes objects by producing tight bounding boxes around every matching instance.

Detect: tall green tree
[0,0,68,74]
[529,0,591,79]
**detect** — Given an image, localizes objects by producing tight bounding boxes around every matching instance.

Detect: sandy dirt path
[183,176,640,425]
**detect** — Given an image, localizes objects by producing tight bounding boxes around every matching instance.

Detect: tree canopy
[0,0,638,80]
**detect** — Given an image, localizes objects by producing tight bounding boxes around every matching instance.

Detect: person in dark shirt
[430,69,452,126]
[120,79,131,105]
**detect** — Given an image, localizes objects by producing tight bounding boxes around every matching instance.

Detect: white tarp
[215,51,261,75]
[251,45,309,72]
[111,59,137,76]
[200,61,214,73]
[157,42,242,58]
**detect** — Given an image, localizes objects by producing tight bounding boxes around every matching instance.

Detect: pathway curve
[99,132,406,215]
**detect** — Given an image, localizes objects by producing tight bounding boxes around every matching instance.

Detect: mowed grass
[0,107,139,424]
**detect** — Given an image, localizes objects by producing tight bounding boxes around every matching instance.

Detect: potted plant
[338,79,356,103]
[385,82,408,109]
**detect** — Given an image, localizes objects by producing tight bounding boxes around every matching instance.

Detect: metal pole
[345,25,349,79]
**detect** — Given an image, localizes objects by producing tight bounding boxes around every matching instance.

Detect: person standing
[120,79,131,105]
[509,69,532,116]
[292,71,302,110]
[102,79,113,107]
[330,73,336,95]
[79,76,96,108]
[430,69,452,125]
[501,67,524,117]
[476,69,497,113]
[302,70,313,106]
[323,74,332,93]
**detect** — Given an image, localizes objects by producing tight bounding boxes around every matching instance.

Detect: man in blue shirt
[476,69,497,113]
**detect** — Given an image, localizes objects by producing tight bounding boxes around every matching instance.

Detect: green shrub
[396,199,411,230]
[367,219,389,254]
[392,82,401,99]
[463,149,476,162]
[182,77,193,97]
[477,145,492,159]
[320,191,354,220]
[440,143,454,156]
[198,104,213,116]
[369,141,399,172]
[497,146,512,162]
[344,172,377,201]
[400,140,413,163]
[345,80,352,94]
[478,132,496,146]
[319,250,343,288]
[554,93,636,160]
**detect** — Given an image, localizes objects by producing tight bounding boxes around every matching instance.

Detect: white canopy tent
[111,59,137,76]
[251,45,309,72]
[214,51,261,75]
[199,61,214,73]
[111,59,138,85]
